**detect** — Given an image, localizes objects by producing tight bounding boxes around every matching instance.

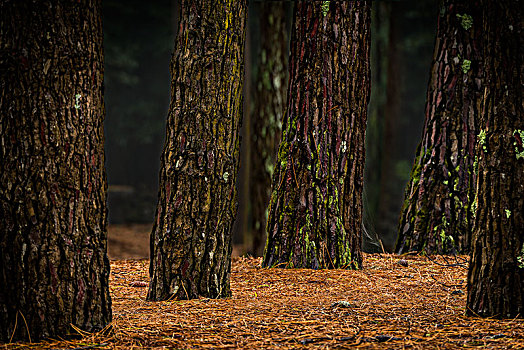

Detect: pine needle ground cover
[3,255,523,349]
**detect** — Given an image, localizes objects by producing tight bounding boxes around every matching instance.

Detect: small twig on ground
[52,343,108,350]
[425,253,468,268]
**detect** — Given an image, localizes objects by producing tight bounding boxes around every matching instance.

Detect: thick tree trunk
[466,0,523,318]
[148,0,247,301]
[263,2,371,269]
[0,0,111,341]
[396,1,482,255]
[249,2,289,257]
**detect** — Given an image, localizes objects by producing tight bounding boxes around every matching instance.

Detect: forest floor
[106,223,245,259]
[2,226,524,349]
[107,224,151,259]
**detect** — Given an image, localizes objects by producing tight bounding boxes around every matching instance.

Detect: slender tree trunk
[396,1,482,255]
[0,0,111,341]
[235,3,251,254]
[376,2,401,250]
[249,2,289,257]
[148,0,247,301]
[466,0,523,318]
[364,2,389,252]
[263,2,371,269]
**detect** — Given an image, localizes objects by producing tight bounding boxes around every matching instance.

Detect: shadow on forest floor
[3,254,523,349]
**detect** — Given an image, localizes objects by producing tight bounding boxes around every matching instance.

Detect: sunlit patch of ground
[3,254,523,349]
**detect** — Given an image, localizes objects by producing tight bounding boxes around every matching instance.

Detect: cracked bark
[148,0,247,301]
[0,0,111,341]
[263,2,370,269]
[466,0,523,318]
[396,1,482,254]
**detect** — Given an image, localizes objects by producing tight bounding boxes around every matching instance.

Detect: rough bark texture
[466,0,523,318]
[148,0,247,301]
[249,3,289,257]
[396,1,482,254]
[263,2,371,269]
[0,0,111,342]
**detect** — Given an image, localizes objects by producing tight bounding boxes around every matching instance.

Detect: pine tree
[148,0,247,301]
[263,2,371,269]
[466,0,523,318]
[396,1,482,254]
[249,2,290,256]
[0,0,111,341]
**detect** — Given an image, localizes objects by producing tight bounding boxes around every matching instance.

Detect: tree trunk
[466,0,523,318]
[249,2,289,257]
[0,0,111,341]
[376,2,401,250]
[262,2,371,269]
[396,1,482,255]
[148,0,247,301]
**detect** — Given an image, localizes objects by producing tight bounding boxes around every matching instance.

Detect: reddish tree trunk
[0,0,111,341]
[263,2,371,269]
[466,0,523,318]
[396,1,482,254]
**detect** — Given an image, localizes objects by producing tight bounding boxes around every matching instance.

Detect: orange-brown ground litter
[2,254,523,349]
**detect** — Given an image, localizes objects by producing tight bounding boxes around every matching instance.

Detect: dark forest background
[103,0,438,255]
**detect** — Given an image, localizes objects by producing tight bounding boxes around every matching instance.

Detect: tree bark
[148,0,247,301]
[263,2,371,269]
[0,0,111,341]
[466,0,523,318]
[249,2,289,257]
[396,1,482,254]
